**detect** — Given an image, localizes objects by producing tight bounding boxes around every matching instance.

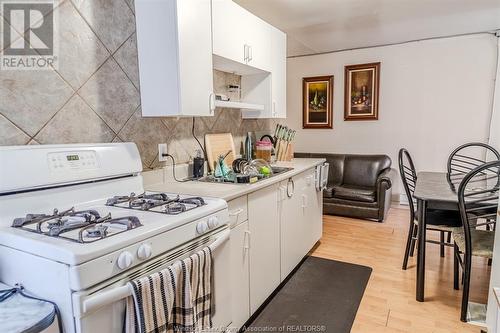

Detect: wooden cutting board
[205,133,236,171]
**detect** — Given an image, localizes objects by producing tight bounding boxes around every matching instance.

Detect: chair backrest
[447,142,500,190]
[398,148,417,220]
[458,160,500,255]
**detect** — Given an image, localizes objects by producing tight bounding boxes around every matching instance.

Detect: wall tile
[0,114,30,145]
[212,108,242,134]
[28,139,40,145]
[35,95,115,143]
[54,1,110,89]
[0,69,73,136]
[79,57,140,132]
[114,33,140,89]
[72,0,135,53]
[118,107,170,166]
[124,0,135,13]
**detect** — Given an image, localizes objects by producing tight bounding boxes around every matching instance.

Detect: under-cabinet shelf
[215,100,265,111]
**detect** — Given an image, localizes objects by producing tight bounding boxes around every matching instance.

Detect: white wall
[486,35,500,333]
[286,34,498,196]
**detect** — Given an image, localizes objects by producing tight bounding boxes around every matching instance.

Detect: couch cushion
[343,155,391,187]
[332,185,376,203]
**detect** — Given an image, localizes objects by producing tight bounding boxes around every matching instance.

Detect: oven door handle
[82,229,230,314]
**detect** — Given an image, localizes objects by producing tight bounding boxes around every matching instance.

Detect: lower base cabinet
[229,220,250,330]
[228,167,323,328]
[248,183,281,314]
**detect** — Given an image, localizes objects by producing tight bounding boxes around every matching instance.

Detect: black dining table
[413,171,461,302]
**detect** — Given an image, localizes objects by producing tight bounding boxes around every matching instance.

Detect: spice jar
[255,140,273,163]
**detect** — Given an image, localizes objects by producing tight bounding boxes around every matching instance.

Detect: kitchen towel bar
[82,229,230,314]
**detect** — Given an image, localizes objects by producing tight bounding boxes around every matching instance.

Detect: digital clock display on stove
[66,155,79,161]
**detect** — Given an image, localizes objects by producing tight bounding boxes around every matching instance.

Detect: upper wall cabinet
[270,26,287,119]
[212,0,271,72]
[212,0,287,119]
[135,0,215,117]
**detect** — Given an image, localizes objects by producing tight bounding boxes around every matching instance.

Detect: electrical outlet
[158,143,168,162]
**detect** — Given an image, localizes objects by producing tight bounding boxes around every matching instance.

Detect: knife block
[284,143,294,161]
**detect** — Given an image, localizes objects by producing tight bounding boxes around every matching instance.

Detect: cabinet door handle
[248,45,253,62]
[273,101,276,117]
[244,230,251,250]
[209,93,216,115]
[229,208,244,217]
[243,44,248,62]
[302,194,308,208]
[287,178,295,198]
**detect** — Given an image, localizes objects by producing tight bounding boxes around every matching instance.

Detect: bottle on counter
[245,132,253,161]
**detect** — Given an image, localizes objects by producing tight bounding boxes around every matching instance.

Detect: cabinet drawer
[228,195,248,227]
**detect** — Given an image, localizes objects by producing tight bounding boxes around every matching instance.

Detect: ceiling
[234,0,500,57]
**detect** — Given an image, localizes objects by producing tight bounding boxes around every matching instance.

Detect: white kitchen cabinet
[279,176,304,279]
[303,169,323,247]
[240,27,286,119]
[212,0,286,119]
[212,0,246,66]
[212,0,271,72]
[280,169,323,280]
[247,183,280,314]
[135,0,215,117]
[229,220,250,330]
[270,26,287,118]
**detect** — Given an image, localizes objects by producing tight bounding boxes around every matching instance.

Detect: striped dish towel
[125,247,213,333]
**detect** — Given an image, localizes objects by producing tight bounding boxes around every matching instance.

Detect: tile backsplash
[0,0,277,170]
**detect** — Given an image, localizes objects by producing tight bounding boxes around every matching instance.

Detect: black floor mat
[245,256,372,333]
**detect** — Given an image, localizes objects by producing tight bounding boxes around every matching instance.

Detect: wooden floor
[311,206,491,333]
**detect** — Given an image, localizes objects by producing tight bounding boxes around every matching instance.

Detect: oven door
[71,226,231,333]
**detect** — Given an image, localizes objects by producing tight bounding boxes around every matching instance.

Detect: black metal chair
[447,142,500,191]
[399,148,460,270]
[453,160,500,322]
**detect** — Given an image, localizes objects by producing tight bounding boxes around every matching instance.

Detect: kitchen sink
[196,166,294,184]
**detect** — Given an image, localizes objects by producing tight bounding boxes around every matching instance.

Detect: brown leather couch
[295,153,393,222]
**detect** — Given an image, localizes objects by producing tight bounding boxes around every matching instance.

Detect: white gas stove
[0,143,231,333]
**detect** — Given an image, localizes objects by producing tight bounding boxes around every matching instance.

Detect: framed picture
[344,62,380,121]
[302,75,333,129]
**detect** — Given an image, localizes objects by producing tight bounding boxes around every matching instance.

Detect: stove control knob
[137,244,152,260]
[196,221,209,234]
[117,251,133,270]
[208,216,219,229]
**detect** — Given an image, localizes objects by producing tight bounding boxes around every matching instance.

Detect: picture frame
[344,62,380,121]
[302,75,334,129]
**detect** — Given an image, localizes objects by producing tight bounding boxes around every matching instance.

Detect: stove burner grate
[105,193,206,215]
[12,209,142,244]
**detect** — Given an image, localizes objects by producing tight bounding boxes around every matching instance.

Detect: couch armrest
[376,168,393,221]
[377,168,392,191]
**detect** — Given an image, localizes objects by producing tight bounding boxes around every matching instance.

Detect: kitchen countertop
[144,158,326,201]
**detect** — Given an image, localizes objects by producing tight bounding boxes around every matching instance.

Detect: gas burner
[129,194,178,211]
[39,210,101,234]
[164,202,186,215]
[77,215,142,243]
[107,192,180,211]
[12,207,76,228]
[85,225,108,238]
[106,193,139,206]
